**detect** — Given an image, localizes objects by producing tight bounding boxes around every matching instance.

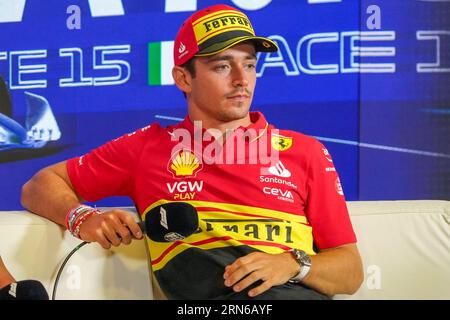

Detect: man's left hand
[223,251,299,297]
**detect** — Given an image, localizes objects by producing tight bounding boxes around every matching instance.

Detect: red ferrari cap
[173,4,278,66]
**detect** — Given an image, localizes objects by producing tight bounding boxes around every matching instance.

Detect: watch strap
[288,249,312,283]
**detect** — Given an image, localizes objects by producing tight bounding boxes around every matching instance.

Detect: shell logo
[167,149,203,178]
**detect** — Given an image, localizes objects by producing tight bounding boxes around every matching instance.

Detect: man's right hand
[78,209,143,249]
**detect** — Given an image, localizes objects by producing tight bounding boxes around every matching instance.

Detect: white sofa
[0,200,449,300]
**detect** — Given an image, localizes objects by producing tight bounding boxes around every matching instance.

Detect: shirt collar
[174,111,268,135]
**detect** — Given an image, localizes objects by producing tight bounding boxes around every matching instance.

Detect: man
[21,4,363,300]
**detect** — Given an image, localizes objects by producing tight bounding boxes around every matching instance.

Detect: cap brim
[195,36,278,57]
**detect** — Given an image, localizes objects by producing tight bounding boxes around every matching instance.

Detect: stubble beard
[216,101,250,122]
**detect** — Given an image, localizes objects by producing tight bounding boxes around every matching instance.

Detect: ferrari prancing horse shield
[271,134,293,151]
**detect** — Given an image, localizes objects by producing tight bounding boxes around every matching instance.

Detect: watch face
[301,253,312,267]
[295,249,312,266]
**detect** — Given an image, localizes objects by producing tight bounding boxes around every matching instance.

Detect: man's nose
[231,67,249,88]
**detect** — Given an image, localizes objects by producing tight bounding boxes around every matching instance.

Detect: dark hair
[180,57,197,98]
[182,57,197,78]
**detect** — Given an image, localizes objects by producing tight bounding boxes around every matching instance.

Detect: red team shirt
[67,112,356,299]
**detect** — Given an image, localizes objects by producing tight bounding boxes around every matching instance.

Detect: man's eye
[214,65,229,71]
[246,63,256,69]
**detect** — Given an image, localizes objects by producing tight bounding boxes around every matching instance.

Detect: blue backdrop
[0,0,449,210]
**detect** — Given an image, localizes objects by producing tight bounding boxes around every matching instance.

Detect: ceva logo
[263,187,294,203]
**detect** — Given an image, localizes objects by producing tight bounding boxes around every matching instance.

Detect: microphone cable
[51,241,89,300]
[52,206,144,300]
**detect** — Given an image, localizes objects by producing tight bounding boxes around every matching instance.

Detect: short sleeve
[66,125,153,202]
[304,139,357,250]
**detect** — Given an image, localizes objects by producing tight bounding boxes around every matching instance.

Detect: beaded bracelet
[66,205,93,232]
[71,209,100,239]
[65,205,101,239]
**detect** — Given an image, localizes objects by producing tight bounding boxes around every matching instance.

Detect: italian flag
[148,41,175,86]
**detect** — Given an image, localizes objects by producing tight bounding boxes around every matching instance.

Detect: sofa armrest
[0,210,153,300]
[335,200,450,300]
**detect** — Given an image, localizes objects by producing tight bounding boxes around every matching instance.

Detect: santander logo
[267,161,291,178]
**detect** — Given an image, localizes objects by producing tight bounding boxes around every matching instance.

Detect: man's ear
[172,66,192,94]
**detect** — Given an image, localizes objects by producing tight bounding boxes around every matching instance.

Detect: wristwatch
[288,248,312,284]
